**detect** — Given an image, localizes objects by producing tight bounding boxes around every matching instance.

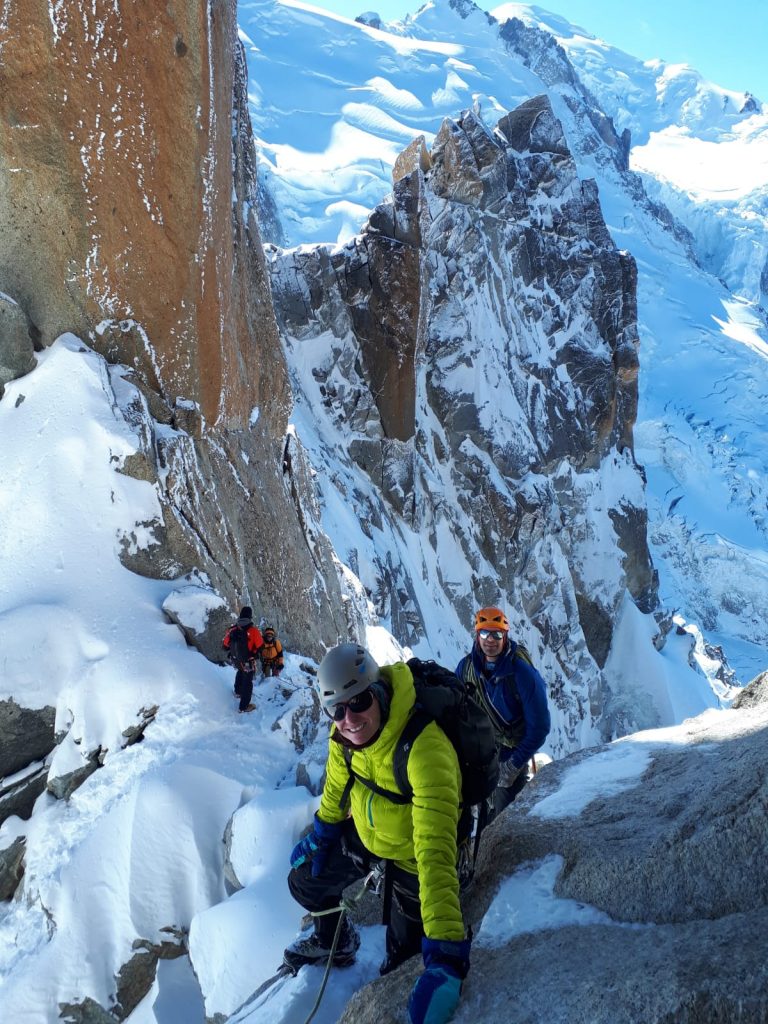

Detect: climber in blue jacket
[456,606,551,818]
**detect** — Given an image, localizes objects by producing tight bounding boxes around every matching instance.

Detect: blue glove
[289,814,343,877]
[408,937,471,1024]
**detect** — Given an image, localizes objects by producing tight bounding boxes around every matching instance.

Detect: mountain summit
[242,0,768,680]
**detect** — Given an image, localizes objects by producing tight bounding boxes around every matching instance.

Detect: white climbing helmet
[316,643,380,709]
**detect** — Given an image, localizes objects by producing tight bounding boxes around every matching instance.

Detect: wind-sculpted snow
[239,0,541,246]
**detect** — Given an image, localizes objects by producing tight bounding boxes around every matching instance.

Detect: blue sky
[303,0,768,101]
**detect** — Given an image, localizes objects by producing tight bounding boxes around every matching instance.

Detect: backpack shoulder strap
[392,708,432,801]
[338,717,429,809]
[512,641,533,666]
[464,656,515,737]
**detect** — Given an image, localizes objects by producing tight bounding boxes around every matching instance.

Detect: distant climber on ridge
[456,606,551,819]
[222,606,264,714]
[258,624,284,677]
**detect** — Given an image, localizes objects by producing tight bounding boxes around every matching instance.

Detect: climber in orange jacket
[258,624,284,677]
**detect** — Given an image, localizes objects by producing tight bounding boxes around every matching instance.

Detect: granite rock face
[0,1,353,661]
[339,700,768,1024]
[0,0,282,431]
[110,364,351,659]
[270,97,658,751]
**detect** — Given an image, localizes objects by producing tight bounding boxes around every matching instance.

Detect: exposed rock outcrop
[0,699,56,778]
[354,11,383,30]
[161,582,232,664]
[46,746,103,801]
[59,934,186,1024]
[0,836,26,901]
[270,97,658,751]
[0,292,37,397]
[110,362,350,658]
[0,762,48,825]
[732,669,768,708]
[0,2,355,660]
[339,700,768,1024]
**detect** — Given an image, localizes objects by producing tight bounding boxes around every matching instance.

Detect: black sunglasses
[326,687,375,721]
[478,629,506,640]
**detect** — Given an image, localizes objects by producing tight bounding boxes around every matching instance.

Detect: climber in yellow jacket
[284,643,470,1024]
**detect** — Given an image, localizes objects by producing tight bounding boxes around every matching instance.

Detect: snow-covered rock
[339,697,768,1024]
[270,96,666,754]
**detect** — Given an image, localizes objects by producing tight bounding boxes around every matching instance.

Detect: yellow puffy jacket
[317,662,464,941]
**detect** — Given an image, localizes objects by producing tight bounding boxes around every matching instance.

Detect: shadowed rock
[0,836,26,901]
[0,292,37,396]
[0,763,48,825]
[732,669,768,709]
[0,699,56,778]
[46,747,103,801]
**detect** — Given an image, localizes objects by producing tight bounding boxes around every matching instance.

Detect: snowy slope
[240,0,540,244]
[500,3,768,308]
[0,337,722,1023]
[241,0,768,681]
[0,339,305,1018]
[0,337,396,1019]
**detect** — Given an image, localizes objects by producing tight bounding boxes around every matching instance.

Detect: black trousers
[287,819,423,969]
[234,667,255,711]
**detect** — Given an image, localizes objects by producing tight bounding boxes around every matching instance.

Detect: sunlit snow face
[477,629,506,660]
[334,692,382,746]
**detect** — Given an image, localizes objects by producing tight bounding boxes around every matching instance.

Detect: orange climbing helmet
[474,606,509,632]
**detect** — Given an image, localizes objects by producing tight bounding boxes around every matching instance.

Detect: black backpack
[340,657,499,808]
[225,625,252,670]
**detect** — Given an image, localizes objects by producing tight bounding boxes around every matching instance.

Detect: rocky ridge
[339,675,768,1024]
[0,3,352,652]
[0,0,358,906]
[270,95,658,755]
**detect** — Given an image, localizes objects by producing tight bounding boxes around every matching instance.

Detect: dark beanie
[239,606,253,620]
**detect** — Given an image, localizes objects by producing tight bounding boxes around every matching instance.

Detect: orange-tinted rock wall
[0,0,282,428]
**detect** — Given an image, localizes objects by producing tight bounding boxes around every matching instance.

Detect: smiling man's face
[335,694,382,746]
